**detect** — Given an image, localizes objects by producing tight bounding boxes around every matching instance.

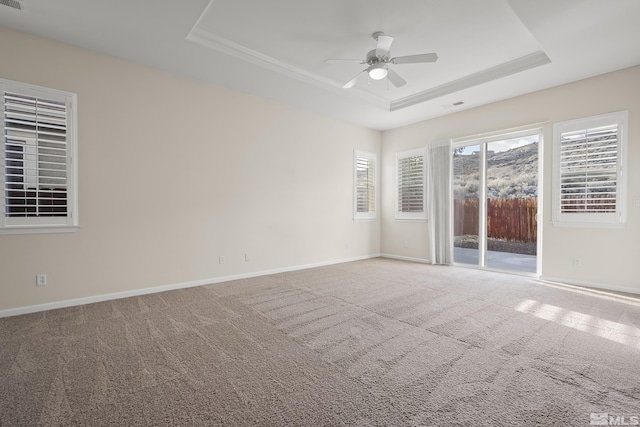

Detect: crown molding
[186,26,389,110]
[391,51,551,111]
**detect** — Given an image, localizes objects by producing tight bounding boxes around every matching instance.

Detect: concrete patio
[454,247,537,274]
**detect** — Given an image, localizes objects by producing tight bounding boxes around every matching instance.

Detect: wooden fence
[454,198,537,243]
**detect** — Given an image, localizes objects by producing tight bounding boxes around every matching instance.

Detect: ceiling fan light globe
[369,66,388,80]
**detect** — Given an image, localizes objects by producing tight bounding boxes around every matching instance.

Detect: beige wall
[382,65,640,292]
[2,26,638,314]
[0,27,381,312]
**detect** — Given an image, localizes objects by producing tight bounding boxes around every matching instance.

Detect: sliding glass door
[452,131,540,275]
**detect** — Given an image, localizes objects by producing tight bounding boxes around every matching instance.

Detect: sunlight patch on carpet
[515,299,640,349]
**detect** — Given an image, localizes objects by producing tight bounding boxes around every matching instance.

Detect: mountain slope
[453,142,538,199]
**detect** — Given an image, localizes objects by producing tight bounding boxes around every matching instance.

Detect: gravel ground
[454,235,537,256]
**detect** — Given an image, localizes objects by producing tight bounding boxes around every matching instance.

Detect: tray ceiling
[1,0,639,130]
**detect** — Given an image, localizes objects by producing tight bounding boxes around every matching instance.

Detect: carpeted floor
[1,258,640,426]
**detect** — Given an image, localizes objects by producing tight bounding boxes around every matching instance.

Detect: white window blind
[354,151,376,220]
[559,124,618,212]
[396,147,427,220]
[553,111,627,227]
[1,79,77,234]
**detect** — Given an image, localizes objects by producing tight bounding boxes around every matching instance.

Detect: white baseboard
[380,253,431,264]
[5,257,636,319]
[0,253,382,318]
[540,276,640,296]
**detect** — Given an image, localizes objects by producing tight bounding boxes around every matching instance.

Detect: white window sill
[395,217,428,223]
[0,225,80,235]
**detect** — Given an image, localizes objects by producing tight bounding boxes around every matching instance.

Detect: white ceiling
[1,0,640,130]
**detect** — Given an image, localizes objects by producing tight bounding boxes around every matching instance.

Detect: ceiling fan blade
[391,53,438,65]
[386,67,407,88]
[343,70,366,89]
[375,34,394,59]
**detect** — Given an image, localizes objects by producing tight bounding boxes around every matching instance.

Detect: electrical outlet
[403,241,409,248]
[244,253,250,262]
[219,256,225,264]
[573,258,582,267]
[36,274,47,286]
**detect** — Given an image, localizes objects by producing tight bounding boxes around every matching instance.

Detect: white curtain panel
[428,140,453,265]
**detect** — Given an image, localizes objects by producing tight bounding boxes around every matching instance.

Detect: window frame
[0,78,79,235]
[552,111,627,228]
[353,150,377,221]
[395,146,428,221]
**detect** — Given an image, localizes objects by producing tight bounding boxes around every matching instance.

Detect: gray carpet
[1,258,639,426]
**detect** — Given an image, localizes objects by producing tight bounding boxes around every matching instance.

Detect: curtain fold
[428,140,453,265]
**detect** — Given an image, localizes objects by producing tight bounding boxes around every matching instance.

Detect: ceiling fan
[326,31,438,89]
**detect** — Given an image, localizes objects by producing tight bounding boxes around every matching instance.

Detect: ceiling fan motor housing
[366,49,388,64]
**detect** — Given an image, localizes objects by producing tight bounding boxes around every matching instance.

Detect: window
[552,111,627,227]
[1,79,78,234]
[396,147,427,220]
[353,150,376,220]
